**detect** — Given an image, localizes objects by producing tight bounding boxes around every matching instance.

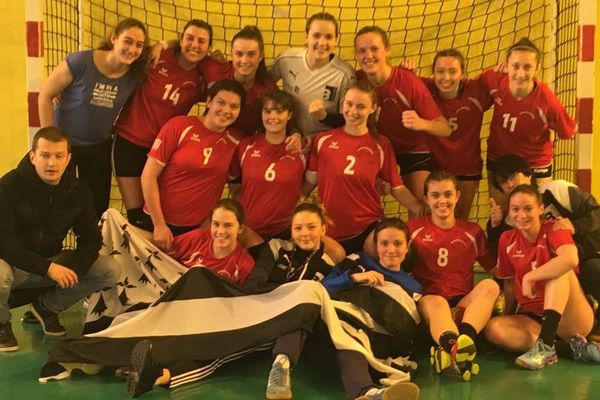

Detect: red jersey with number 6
[234,134,306,239]
[408,216,495,299]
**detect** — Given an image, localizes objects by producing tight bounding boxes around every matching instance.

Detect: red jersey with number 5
[235,134,306,239]
[480,70,576,168]
[408,216,495,299]
[146,115,239,227]
[307,128,403,240]
[496,221,576,315]
[115,48,206,148]
[357,66,443,154]
[423,78,493,176]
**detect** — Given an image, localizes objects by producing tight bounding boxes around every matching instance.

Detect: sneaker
[39,362,71,383]
[0,321,19,352]
[21,311,40,325]
[30,301,66,337]
[266,360,292,400]
[515,339,558,369]
[430,334,477,374]
[127,340,162,398]
[569,334,600,362]
[354,381,420,400]
[115,366,132,380]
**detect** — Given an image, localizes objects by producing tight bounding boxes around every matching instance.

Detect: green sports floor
[1,304,599,400]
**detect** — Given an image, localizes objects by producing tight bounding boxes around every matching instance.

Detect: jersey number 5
[344,155,356,175]
[162,84,181,106]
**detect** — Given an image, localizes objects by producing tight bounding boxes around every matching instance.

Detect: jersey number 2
[344,155,356,175]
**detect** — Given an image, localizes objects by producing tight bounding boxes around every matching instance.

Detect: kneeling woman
[483,184,599,369]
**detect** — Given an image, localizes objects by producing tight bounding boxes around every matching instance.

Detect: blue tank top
[54,50,139,146]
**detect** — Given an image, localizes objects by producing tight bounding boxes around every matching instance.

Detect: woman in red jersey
[113,20,213,226]
[353,26,451,208]
[421,49,493,218]
[408,171,498,380]
[304,81,422,255]
[484,184,598,370]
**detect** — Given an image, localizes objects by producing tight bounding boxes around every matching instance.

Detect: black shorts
[131,212,197,236]
[487,158,553,180]
[338,221,378,255]
[519,311,544,325]
[456,173,482,181]
[395,152,434,175]
[113,135,150,177]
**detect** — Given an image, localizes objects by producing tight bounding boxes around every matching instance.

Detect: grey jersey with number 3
[270,48,355,137]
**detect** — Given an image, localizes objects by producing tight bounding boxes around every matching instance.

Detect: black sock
[439,331,459,353]
[538,309,562,346]
[458,322,478,342]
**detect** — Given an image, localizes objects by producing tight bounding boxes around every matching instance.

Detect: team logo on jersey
[323,85,338,102]
[158,67,169,77]
[493,96,503,106]
[456,106,471,114]
[423,234,433,242]
[250,149,262,157]
[518,111,536,120]
[450,239,467,247]
[288,70,299,79]
[357,146,374,155]
[328,141,339,150]
[182,80,197,88]
[190,134,201,142]
[513,249,524,258]
[151,138,162,150]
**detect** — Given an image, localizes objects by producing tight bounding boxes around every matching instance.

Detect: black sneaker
[21,310,40,325]
[127,340,162,398]
[30,301,66,337]
[115,366,132,380]
[39,362,71,383]
[0,321,19,352]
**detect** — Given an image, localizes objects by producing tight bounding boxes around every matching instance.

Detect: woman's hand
[351,270,385,286]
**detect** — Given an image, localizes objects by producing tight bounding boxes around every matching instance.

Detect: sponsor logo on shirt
[493,96,503,106]
[328,141,339,150]
[423,234,433,242]
[190,134,201,142]
[513,249,524,258]
[251,149,261,157]
[158,67,169,77]
[90,82,118,109]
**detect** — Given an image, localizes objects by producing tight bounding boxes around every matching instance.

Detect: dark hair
[508,184,542,206]
[232,26,267,83]
[32,126,71,152]
[176,19,213,55]
[373,218,409,245]
[97,18,150,81]
[293,202,327,225]
[344,80,379,138]
[507,37,541,66]
[432,48,466,73]
[354,25,390,49]
[491,154,533,191]
[259,89,295,134]
[423,170,459,196]
[207,79,246,109]
[211,198,245,225]
[306,12,339,37]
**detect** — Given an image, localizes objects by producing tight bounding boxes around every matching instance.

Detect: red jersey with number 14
[146,115,239,227]
[497,220,576,316]
[235,134,306,239]
[357,66,443,154]
[408,216,495,299]
[171,228,255,284]
[115,48,206,148]
[480,70,576,167]
[307,128,403,240]
[423,78,493,175]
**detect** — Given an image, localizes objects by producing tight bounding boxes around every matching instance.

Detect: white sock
[274,354,290,369]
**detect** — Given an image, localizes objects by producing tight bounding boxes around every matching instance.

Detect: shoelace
[269,364,288,387]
